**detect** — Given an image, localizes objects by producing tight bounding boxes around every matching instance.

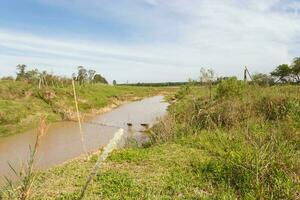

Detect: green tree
[77,66,88,85]
[291,57,300,83]
[25,69,40,84]
[270,64,291,83]
[16,64,27,81]
[200,67,215,99]
[88,70,96,83]
[93,74,108,84]
[252,73,274,86]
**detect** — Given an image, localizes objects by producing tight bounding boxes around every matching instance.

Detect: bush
[252,73,275,86]
[216,77,246,99]
[174,85,191,100]
[257,96,300,120]
[1,76,14,81]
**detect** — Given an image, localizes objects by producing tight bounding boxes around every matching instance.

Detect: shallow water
[0,96,168,184]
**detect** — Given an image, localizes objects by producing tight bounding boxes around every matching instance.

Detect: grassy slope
[31,142,210,200]
[0,80,173,137]
[1,83,300,199]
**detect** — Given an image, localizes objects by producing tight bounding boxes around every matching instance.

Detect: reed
[2,117,48,200]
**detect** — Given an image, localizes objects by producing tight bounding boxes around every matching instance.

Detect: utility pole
[244,66,253,82]
[244,67,247,82]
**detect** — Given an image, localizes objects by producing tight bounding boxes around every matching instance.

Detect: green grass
[0,80,174,137]
[25,142,211,199]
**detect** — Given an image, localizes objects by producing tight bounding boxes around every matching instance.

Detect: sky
[0,0,300,83]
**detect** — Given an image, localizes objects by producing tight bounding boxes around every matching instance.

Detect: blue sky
[0,0,300,83]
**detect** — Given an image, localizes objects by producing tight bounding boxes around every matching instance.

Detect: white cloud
[0,0,299,82]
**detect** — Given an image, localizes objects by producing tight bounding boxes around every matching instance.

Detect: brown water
[0,96,168,184]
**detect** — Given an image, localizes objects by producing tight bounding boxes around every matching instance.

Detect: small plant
[174,84,191,100]
[2,117,48,200]
[200,68,215,99]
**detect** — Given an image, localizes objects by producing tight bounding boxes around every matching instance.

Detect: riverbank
[0,80,175,137]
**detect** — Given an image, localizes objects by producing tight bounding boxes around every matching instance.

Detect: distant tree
[72,73,77,80]
[270,64,291,83]
[200,68,215,84]
[291,57,300,83]
[1,76,14,81]
[93,74,108,84]
[16,65,40,84]
[200,67,215,99]
[113,80,117,85]
[26,69,39,80]
[16,64,27,81]
[88,69,96,83]
[271,58,300,83]
[252,73,274,86]
[77,66,88,85]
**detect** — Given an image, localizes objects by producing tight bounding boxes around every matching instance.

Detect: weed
[1,117,48,200]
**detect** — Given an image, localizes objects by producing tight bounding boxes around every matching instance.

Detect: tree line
[1,65,109,87]
[73,66,108,85]
[249,57,300,86]
[1,57,299,87]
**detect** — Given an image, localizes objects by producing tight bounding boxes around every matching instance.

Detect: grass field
[1,79,299,199]
[0,80,173,137]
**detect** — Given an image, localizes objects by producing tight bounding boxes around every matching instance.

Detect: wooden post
[140,123,149,131]
[72,80,87,156]
[127,123,133,137]
[244,67,247,82]
[245,67,253,81]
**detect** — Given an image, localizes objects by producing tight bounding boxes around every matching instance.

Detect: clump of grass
[257,95,300,120]
[148,115,177,143]
[1,117,48,200]
[174,84,191,100]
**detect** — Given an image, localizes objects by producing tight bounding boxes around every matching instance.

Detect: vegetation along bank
[0,65,174,137]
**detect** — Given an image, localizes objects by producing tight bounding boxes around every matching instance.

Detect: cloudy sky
[0,0,299,83]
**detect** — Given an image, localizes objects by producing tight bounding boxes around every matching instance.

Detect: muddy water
[0,96,168,184]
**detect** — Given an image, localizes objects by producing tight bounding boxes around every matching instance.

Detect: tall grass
[1,117,48,200]
[150,81,300,199]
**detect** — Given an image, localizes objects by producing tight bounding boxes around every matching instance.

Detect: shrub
[257,96,300,120]
[1,76,14,81]
[174,85,191,100]
[252,73,275,86]
[216,77,246,99]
